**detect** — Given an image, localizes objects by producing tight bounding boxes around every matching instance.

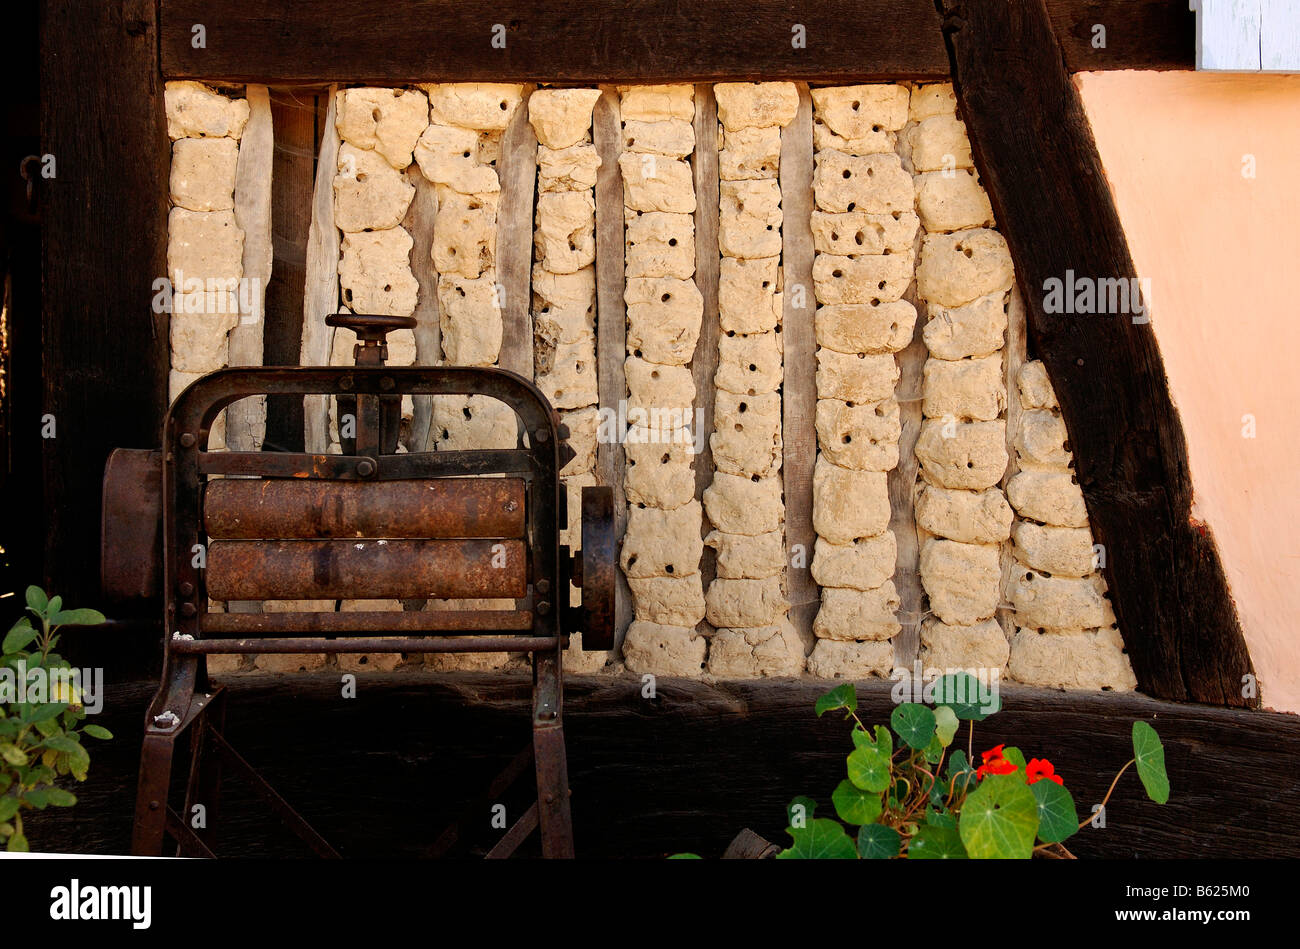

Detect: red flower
[1026,758,1063,786]
[976,744,1016,780]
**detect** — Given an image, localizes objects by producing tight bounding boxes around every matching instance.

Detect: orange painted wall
[1077,72,1300,712]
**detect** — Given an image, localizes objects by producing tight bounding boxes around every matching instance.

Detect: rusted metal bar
[101,448,163,601]
[205,538,528,600]
[485,802,539,859]
[170,635,558,654]
[204,478,527,539]
[197,448,535,479]
[202,609,534,635]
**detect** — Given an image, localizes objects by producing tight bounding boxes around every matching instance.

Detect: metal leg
[182,686,227,855]
[532,651,574,858]
[132,731,179,855]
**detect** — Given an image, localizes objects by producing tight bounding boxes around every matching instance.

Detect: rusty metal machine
[101,313,615,858]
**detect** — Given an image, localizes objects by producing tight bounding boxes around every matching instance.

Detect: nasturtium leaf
[932,672,1000,721]
[787,795,818,827]
[816,683,857,718]
[908,824,968,859]
[83,725,113,741]
[777,818,858,859]
[922,734,944,764]
[48,609,107,628]
[847,745,892,793]
[891,703,937,750]
[1001,746,1027,778]
[1132,721,1169,804]
[857,823,901,859]
[874,725,893,760]
[1031,779,1078,843]
[668,853,701,859]
[25,586,48,613]
[925,808,957,831]
[832,779,883,825]
[934,705,959,747]
[3,620,37,656]
[959,773,1040,859]
[851,727,872,750]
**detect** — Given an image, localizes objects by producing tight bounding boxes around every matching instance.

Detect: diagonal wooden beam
[936,0,1256,708]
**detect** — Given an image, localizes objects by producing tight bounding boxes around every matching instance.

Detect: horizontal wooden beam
[160,1,1193,83]
[25,672,1300,858]
[938,0,1256,708]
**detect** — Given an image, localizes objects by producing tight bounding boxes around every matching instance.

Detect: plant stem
[1078,759,1134,829]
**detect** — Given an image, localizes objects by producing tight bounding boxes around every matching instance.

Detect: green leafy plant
[0,586,111,852]
[772,675,1169,859]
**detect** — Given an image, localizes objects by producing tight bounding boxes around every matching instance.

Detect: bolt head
[535,428,550,443]
[536,600,552,616]
[536,578,551,595]
[179,432,196,448]
[356,459,376,477]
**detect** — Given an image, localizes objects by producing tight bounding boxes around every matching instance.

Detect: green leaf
[2,619,37,655]
[909,824,968,859]
[946,749,977,796]
[776,817,858,859]
[857,823,901,859]
[891,703,937,750]
[847,745,892,793]
[959,773,1040,859]
[1132,721,1169,804]
[668,853,701,859]
[0,798,19,822]
[82,724,113,741]
[787,795,818,827]
[934,705,959,747]
[25,586,48,614]
[922,734,944,764]
[931,672,1000,721]
[925,808,957,831]
[0,744,27,767]
[42,735,81,753]
[1001,746,1028,779]
[873,726,892,760]
[47,596,63,616]
[7,831,28,852]
[815,683,857,718]
[1031,780,1078,844]
[49,608,107,628]
[21,704,67,725]
[832,779,883,825]
[22,789,50,809]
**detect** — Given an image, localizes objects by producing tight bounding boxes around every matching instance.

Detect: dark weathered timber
[263,88,325,452]
[23,673,1300,858]
[158,1,1193,83]
[937,0,1255,707]
[40,0,169,603]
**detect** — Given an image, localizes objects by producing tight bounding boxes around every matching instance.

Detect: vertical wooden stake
[496,85,538,380]
[301,84,340,453]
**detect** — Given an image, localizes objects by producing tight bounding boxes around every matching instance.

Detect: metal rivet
[536,600,551,616]
[380,376,395,392]
[535,428,550,443]
[536,579,551,595]
[1076,358,1085,367]
[339,376,354,391]
[179,432,196,448]
[179,581,195,596]
[356,459,376,477]
[181,602,197,618]
[149,801,159,811]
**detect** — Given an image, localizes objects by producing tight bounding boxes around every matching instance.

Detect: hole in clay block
[1025,572,1033,581]
[739,402,748,412]
[462,406,473,419]
[661,293,671,302]
[628,554,638,566]
[762,281,770,289]
[877,281,886,290]
[851,100,860,110]
[356,173,368,182]
[842,169,852,179]
[751,474,760,482]
[847,202,856,212]
[842,435,851,444]
[726,330,735,337]
[637,502,647,509]
[855,231,865,245]
[748,364,757,372]
[774,325,781,333]
[383,284,392,292]
[966,461,974,468]
[576,362,586,373]
[1063,440,1072,452]
[875,405,885,417]
[668,238,677,246]
[747,388,756,396]
[866,168,874,177]
[634,349,643,357]
[734,424,743,432]
[463,151,471,158]
[766,225,773,231]
[830,232,839,241]
[499,100,508,110]
[890,322,898,332]
[371,108,382,122]
[845,401,854,408]
[650,369,660,379]
[665,564,674,574]
[832,269,843,278]
[661,453,670,463]
[871,124,881,133]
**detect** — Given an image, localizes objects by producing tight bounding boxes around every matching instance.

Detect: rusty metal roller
[203,478,526,539]
[205,539,528,601]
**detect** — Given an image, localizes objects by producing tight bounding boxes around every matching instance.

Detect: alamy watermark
[0,661,104,714]
[1042,270,1152,324]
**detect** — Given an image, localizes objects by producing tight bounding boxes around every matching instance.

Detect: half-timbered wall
[163,79,1136,691]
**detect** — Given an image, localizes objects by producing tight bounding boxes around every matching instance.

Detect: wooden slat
[889,277,928,669]
[40,0,169,601]
[300,85,340,453]
[404,169,440,451]
[939,0,1256,707]
[495,86,538,379]
[996,283,1029,646]
[28,672,1300,858]
[263,88,323,452]
[592,86,632,651]
[779,86,818,649]
[227,84,273,452]
[690,83,720,623]
[158,1,1195,83]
